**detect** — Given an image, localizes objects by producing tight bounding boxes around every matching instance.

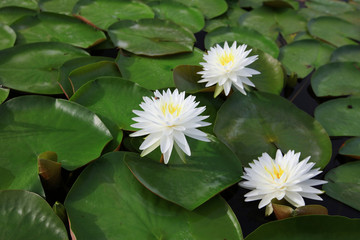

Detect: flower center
[161,102,182,116]
[219,52,234,66]
[265,165,284,180]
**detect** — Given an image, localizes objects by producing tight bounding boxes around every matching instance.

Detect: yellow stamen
[264,164,284,180]
[219,52,234,66]
[161,103,182,116]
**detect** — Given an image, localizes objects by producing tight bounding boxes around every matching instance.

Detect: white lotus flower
[130,89,210,164]
[239,149,327,211]
[198,41,260,97]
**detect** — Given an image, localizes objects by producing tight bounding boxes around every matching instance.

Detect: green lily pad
[238,6,307,42]
[331,45,360,62]
[204,5,246,32]
[204,26,279,58]
[0,7,36,25]
[38,0,79,15]
[0,190,68,240]
[0,87,9,103]
[339,137,360,157]
[0,42,89,94]
[172,0,227,19]
[125,135,242,210]
[70,77,152,132]
[245,215,360,240]
[173,65,205,93]
[239,0,298,9]
[323,161,360,211]
[65,151,243,240]
[0,24,15,50]
[108,19,195,56]
[67,61,121,97]
[305,0,356,15]
[308,16,360,47]
[58,56,115,98]
[278,39,334,78]
[72,0,154,30]
[315,97,360,136]
[11,12,106,48]
[0,95,112,194]
[150,1,204,33]
[338,11,360,27]
[0,0,38,9]
[214,91,332,168]
[116,48,203,90]
[311,62,360,97]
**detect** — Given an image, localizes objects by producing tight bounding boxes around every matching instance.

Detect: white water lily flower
[198,41,260,97]
[239,149,327,211]
[130,89,210,164]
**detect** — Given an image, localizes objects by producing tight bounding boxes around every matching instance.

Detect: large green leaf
[0,42,89,94]
[0,7,36,25]
[323,161,360,211]
[125,135,243,210]
[0,95,112,194]
[150,1,204,33]
[116,48,203,90]
[308,16,360,47]
[238,6,307,42]
[279,39,334,78]
[330,45,360,62]
[70,77,152,132]
[38,0,79,15]
[65,151,243,240]
[339,137,360,157]
[73,0,154,30]
[0,0,38,9]
[214,91,332,168]
[108,19,195,56]
[0,190,68,240]
[172,0,227,19]
[315,97,360,136]
[11,12,106,48]
[245,215,360,240]
[311,62,360,97]
[0,24,15,50]
[204,26,279,58]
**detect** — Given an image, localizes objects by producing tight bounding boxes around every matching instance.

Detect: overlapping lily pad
[0,0,38,9]
[305,0,356,15]
[0,7,36,25]
[172,0,228,19]
[323,161,360,211]
[11,12,106,48]
[108,19,195,56]
[204,4,246,32]
[116,48,203,89]
[38,0,79,15]
[0,87,9,103]
[0,95,112,194]
[0,190,68,240]
[339,137,360,157]
[330,45,360,62]
[0,24,15,50]
[308,16,360,47]
[65,151,243,240]
[73,0,154,30]
[204,26,279,58]
[0,42,89,94]
[214,91,332,168]
[245,215,360,240]
[279,39,334,78]
[315,97,360,136]
[311,62,360,97]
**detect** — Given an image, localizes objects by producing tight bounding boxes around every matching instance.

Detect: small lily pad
[331,45,360,63]
[339,137,360,157]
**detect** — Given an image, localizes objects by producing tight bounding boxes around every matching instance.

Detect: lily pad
[0,87,9,103]
[323,161,360,211]
[0,95,112,194]
[72,0,154,30]
[0,0,38,9]
[0,190,68,240]
[214,91,332,168]
[11,12,106,48]
[308,16,360,47]
[65,151,243,240]
[311,62,360,97]
[116,48,203,90]
[315,96,360,136]
[125,135,243,210]
[0,24,15,50]
[173,65,205,93]
[204,26,279,58]
[172,0,227,19]
[204,5,246,32]
[239,0,298,9]
[38,0,79,15]
[0,7,36,25]
[245,215,360,240]
[0,42,89,94]
[305,0,356,15]
[331,45,360,62]
[108,19,195,56]
[339,137,360,157]
[278,39,334,78]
